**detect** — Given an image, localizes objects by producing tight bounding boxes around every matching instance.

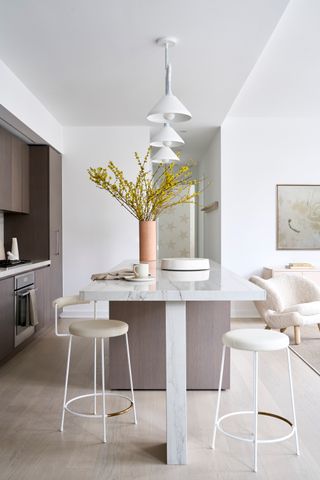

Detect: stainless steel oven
[14,271,36,347]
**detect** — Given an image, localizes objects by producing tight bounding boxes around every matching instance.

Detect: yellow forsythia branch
[88,149,201,221]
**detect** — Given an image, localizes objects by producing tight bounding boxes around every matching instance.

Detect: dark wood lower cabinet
[0,266,54,365]
[0,277,14,362]
[35,267,51,328]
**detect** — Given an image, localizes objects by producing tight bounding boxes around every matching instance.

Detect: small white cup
[133,263,149,278]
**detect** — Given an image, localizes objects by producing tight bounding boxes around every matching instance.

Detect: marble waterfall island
[79,260,265,465]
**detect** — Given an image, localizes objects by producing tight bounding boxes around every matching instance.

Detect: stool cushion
[223,328,289,352]
[69,319,128,338]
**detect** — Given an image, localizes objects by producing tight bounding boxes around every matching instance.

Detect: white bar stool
[211,328,299,472]
[60,319,137,443]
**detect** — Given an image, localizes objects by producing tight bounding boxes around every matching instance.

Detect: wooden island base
[109,300,230,390]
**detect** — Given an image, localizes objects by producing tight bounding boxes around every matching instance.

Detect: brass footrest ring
[258,410,293,427]
[64,392,133,419]
[216,410,296,445]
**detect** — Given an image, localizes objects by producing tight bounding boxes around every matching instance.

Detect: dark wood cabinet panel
[0,126,30,213]
[49,148,62,236]
[5,147,49,259]
[35,267,50,328]
[49,148,62,310]
[0,128,12,211]
[11,136,29,213]
[109,301,230,390]
[5,145,63,323]
[0,277,14,362]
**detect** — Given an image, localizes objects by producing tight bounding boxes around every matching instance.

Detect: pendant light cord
[165,42,172,95]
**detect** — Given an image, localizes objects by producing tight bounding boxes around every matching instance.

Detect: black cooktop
[0,260,31,268]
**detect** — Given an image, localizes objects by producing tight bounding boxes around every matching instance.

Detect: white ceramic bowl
[160,258,210,271]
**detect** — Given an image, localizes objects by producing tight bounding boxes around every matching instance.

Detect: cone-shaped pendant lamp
[150,123,184,148]
[147,37,192,124]
[147,92,192,123]
[151,146,180,164]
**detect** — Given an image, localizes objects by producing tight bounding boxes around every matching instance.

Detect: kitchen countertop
[80,259,266,302]
[0,260,51,279]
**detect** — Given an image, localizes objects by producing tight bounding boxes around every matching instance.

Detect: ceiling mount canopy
[147,37,192,124]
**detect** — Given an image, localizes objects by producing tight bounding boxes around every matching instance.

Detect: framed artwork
[277,184,320,250]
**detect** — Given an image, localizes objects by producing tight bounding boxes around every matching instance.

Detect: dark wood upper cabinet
[11,135,29,213]
[0,128,12,211]
[0,126,29,214]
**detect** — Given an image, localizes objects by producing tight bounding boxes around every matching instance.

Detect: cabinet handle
[56,230,60,256]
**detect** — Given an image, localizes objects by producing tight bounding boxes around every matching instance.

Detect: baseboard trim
[231,301,258,318]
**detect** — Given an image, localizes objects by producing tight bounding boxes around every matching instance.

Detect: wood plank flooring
[0,318,320,479]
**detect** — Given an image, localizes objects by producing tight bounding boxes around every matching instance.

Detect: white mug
[133,263,149,278]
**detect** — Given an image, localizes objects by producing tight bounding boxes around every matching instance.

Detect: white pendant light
[150,123,184,148]
[147,92,192,123]
[147,37,192,124]
[151,146,180,164]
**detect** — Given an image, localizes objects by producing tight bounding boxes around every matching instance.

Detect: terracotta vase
[139,220,157,262]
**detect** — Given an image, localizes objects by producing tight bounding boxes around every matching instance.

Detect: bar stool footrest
[216,410,296,444]
[64,392,133,419]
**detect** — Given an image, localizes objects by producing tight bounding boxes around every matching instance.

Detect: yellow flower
[88,149,202,221]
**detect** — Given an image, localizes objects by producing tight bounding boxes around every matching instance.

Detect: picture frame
[277,184,320,250]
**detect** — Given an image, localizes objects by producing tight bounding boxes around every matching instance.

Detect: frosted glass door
[158,199,195,258]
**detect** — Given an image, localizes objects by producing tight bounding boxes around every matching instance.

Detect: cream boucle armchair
[250,274,320,344]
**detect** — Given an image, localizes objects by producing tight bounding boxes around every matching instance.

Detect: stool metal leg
[211,344,226,449]
[93,338,97,415]
[125,333,137,424]
[101,338,107,443]
[60,335,73,432]
[286,347,300,455]
[93,301,97,415]
[253,351,259,472]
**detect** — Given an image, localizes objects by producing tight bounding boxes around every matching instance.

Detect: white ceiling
[0,0,289,156]
[229,0,320,117]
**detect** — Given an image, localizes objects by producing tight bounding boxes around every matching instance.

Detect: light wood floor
[1,318,320,480]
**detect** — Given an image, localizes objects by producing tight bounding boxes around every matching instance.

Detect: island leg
[166,301,187,465]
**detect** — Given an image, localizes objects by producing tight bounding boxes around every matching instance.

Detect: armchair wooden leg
[265,325,271,330]
[280,328,287,333]
[318,324,320,332]
[294,326,301,345]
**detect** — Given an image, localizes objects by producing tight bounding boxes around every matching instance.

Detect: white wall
[62,126,149,316]
[198,130,221,262]
[0,60,62,151]
[221,117,320,316]
[229,0,320,118]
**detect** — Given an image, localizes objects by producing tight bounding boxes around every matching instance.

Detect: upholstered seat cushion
[69,319,128,338]
[223,328,289,352]
[282,301,320,316]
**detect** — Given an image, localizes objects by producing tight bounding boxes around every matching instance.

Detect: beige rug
[289,325,320,375]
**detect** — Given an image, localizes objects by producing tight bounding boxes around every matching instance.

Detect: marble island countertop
[80,260,266,302]
[0,260,51,279]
